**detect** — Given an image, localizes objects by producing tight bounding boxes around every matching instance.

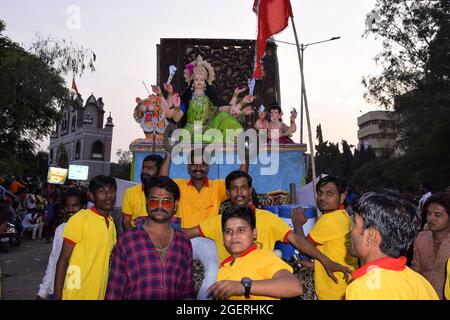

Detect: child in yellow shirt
[208,206,302,300]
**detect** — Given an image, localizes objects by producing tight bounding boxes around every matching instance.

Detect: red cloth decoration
[253,0,293,79]
[71,78,79,95]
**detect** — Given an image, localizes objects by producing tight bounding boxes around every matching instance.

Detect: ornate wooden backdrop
[157,38,281,128]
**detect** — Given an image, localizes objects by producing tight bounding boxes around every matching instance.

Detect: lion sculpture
[133,94,168,142]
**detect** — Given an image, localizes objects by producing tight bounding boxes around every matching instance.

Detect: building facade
[48,94,114,181]
[357,111,396,157]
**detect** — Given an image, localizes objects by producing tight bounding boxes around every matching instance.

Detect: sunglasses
[148,198,174,209]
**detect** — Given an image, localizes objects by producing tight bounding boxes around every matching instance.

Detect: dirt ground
[0,238,52,300]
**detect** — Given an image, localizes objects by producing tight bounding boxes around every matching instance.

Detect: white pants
[24,223,44,239]
[191,237,219,300]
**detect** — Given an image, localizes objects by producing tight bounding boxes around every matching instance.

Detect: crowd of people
[1,148,447,301]
[0,53,449,300]
[0,176,92,246]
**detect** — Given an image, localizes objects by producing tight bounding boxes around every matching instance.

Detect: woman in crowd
[412,192,450,299]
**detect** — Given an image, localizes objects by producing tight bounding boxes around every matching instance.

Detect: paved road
[0,239,52,300]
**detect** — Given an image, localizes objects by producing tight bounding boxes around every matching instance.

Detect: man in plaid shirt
[105,176,195,300]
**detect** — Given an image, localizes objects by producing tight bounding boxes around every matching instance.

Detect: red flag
[71,78,79,95]
[253,0,293,79]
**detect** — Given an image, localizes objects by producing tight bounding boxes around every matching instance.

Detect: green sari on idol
[184,95,242,143]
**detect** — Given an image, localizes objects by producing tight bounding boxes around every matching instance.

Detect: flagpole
[289,16,319,217]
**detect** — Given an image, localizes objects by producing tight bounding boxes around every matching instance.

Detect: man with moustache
[160,149,248,300]
[304,175,358,300]
[121,154,164,231]
[105,176,195,300]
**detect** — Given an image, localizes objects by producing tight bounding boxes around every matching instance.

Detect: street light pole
[274,37,341,144]
[282,16,340,216]
[299,37,340,144]
[300,44,304,144]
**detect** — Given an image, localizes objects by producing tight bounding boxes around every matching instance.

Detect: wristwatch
[241,277,252,298]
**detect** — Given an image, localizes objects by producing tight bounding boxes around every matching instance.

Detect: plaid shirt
[105,225,195,300]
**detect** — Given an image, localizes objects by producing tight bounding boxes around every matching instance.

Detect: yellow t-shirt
[199,208,292,261]
[62,208,117,300]
[174,178,227,228]
[308,209,358,300]
[346,256,439,300]
[217,244,293,300]
[121,184,147,227]
[445,258,450,300]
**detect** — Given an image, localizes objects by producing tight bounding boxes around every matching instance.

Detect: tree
[363,0,450,191]
[349,158,386,193]
[110,149,132,180]
[116,149,132,166]
[19,151,49,178]
[340,140,354,182]
[363,0,445,108]
[313,124,344,179]
[57,145,69,169]
[307,124,386,192]
[0,148,49,179]
[0,20,96,176]
[30,34,96,77]
[352,145,376,171]
[0,20,66,173]
[308,125,357,183]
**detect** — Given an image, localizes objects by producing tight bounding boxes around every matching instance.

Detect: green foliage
[116,149,132,166]
[306,1,449,193]
[362,0,444,108]
[361,0,450,191]
[349,158,386,192]
[110,149,132,180]
[57,145,69,168]
[308,124,382,192]
[308,120,448,193]
[0,19,97,177]
[313,125,342,178]
[0,150,49,178]
[0,20,67,170]
[29,35,96,77]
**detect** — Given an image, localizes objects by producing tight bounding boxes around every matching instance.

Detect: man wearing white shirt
[418,182,433,230]
[419,182,433,211]
[36,188,86,299]
[26,188,36,211]
[22,211,44,240]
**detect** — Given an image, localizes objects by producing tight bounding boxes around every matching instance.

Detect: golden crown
[183,55,216,85]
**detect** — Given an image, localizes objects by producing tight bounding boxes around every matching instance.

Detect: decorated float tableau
[129,40,307,195]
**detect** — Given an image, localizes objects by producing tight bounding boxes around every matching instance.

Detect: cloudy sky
[1,0,382,161]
